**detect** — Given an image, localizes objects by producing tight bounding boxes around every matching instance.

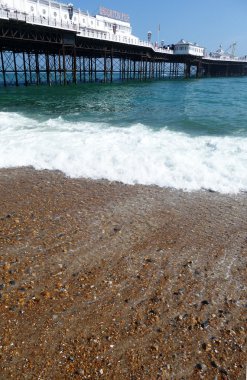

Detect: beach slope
[0,168,246,379]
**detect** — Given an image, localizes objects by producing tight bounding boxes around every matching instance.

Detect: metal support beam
[1,51,7,87]
[35,53,40,85]
[13,51,18,86]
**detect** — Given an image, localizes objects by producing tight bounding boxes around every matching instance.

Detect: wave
[0,112,246,193]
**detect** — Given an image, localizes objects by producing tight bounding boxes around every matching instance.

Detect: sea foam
[0,112,246,193]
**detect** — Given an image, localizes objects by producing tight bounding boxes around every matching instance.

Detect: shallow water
[0,77,247,193]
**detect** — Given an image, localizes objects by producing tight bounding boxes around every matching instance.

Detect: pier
[1,2,247,86]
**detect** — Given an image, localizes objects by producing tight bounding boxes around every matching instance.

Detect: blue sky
[70,0,247,56]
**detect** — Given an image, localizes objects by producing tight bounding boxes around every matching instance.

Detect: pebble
[219,367,228,375]
[201,319,209,329]
[202,342,212,352]
[110,225,121,235]
[156,248,164,253]
[151,344,159,351]
[211,360,218,368]
[174,288,184,296]
[195,363,207,371]
[75,368,84,375]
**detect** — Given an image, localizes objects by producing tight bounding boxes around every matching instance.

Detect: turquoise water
[0,77,247,192]
[1,77,247,136]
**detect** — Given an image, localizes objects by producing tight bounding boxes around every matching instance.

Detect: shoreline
[0,167,246,379]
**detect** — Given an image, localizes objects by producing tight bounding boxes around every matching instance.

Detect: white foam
[0,112,247,193]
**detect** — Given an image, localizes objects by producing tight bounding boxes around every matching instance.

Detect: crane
[225,42,237,58]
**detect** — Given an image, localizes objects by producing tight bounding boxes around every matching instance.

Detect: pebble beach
[0,167,246,379]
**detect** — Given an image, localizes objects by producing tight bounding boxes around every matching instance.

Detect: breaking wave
[0,112,247,193]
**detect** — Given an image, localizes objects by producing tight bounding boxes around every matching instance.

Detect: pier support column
[1,51,7,87]
[79,56,82,83]
[62,47,66,85]
[196,62,203,78]
[103,51,107,83]
[73,48,77,84]
[110,50,113,83]
[35,53,40,85]
[161,61,165,78]
[83,56,86,83]
[53,54,57,84]
[242,64,246,76]
[144,58,148,80]
[225,64,229,77]
[139,60,142,80]
[13,52,18,86]
[133,60,136,80]
[185,63,191,78]
[151,61,155,79]
[93,57,97,82]
[120,57,125,81]
[27,53,32,84]
[22,52,28,86]
[45,53,51,85]
[126,58,130,81]
[204,64,211,77]
[158,61,161,79]
[58,50,62,85]
[89,57,91,82]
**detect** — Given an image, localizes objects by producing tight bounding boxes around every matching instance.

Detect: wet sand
[0,167,246,379]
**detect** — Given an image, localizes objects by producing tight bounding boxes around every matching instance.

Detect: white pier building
[0,0,171,52]
[173,39,204,57]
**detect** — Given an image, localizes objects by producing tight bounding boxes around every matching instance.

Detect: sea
[0,77,247,194]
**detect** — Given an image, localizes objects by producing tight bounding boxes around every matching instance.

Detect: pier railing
[77,28,173,54]
[203,52,247,63]
[0,8,78,31]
